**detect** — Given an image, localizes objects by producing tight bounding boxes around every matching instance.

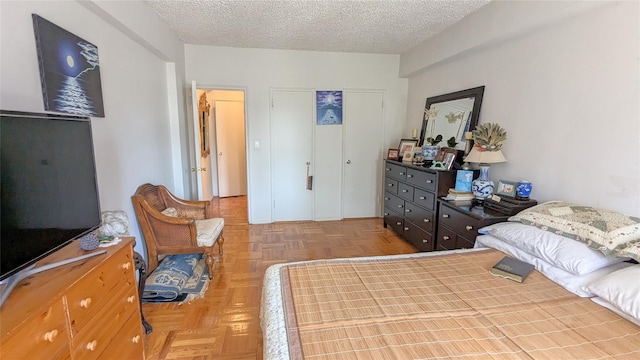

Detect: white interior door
[215,100,247,197]
[343,91,384,218]
[271,89,314,221]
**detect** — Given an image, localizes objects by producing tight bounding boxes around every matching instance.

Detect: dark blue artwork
[32,14,105,117]
[316,91,342,125]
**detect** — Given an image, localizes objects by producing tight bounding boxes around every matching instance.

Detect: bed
[260,201,640,359]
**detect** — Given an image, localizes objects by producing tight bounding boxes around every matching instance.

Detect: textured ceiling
[144,0,490,54]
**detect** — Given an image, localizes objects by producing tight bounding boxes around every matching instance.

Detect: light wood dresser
[0,237,145,359]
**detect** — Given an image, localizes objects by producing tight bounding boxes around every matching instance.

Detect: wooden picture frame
[496,180,517,198]
[387,148,399,161]
[397,139,419,159]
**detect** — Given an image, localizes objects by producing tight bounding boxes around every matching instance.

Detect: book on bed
[491,256,535,283]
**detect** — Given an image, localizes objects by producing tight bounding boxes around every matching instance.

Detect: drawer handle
[426,180,433,184]
[402,189,408,193]
[442,214,450,218]
[388,183,394,187]
[443,236,450,240]
[405,209,411,213]
[80,298,92,308]
[399,172,405,175]
[465,225,474,231]
[87,340,98,351]
[384,197,390,201]
[422,239,429,244]
[127,295,136,303]
[132,335,141,344]
[43,329,58,342]
[384,212,389,216]
[385,168,391,171]
[404,227,409,231]
[419,196,426,200]
[423,218,430,223]
[397,205,403,208]
[407,174,413,178]
[396,221,402,226]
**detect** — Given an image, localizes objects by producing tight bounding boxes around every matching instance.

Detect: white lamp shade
[464,146,506,164]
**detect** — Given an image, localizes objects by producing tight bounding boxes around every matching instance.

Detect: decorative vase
[516,181,533,199]
[422,146,440,161]
[472,164,494,201]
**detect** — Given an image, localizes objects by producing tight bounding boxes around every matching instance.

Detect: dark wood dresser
[383,159,455,251]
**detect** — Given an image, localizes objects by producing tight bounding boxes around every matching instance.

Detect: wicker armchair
[131,183,224,279]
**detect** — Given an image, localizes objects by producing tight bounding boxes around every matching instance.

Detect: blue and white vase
[422,146,440,161]
[516,181,533,199]
[472,164,494,200]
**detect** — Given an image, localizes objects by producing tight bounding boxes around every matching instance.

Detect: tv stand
[0,237,145,359]
[0,250,106,308]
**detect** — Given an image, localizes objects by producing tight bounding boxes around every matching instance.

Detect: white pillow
[161,207,178,217]
[479,222,626,275]
[583,265,640,323]
[475,235,633,298]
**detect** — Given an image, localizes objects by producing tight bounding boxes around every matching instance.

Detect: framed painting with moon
[32,14,105,117]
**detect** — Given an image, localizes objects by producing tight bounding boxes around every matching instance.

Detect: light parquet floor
[142,196,417,359]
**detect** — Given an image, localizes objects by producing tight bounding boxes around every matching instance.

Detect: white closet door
[343,91,384,218]
[271,90,314,221]
[215,100,247,197]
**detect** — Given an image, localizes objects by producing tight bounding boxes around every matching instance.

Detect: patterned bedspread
[260,248,640,359]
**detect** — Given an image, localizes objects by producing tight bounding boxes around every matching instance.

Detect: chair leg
[204,249,214,280]
[217,234,224,256]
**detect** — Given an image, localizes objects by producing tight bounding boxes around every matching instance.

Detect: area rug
[142,254,217,304]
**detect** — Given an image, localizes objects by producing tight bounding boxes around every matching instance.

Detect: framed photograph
[433,148,458,165]
[496,180,517,198]
[443,152,457,170]
[316,90,343,125]
[397,139,418,159]
[387,148,399,161]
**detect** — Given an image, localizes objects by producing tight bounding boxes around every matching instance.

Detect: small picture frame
[431,148,458,169]
[496,180,517,198]
[397,139,419,159]
[387,148,399,161]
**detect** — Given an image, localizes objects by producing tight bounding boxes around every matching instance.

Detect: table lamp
[464,146,506,201]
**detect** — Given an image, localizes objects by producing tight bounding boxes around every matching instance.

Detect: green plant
[446,136,458,148]
[425,134,442,146]
[472,123,507,151]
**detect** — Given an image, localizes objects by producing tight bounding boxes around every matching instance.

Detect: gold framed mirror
[198,92,210,157]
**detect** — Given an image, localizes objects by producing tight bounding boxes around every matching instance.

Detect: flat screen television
[1,110,102,301]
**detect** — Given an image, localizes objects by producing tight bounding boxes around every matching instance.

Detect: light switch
[254,140,260,149]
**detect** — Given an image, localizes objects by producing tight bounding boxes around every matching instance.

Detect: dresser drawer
[385,162,407,181]
[406,168,437,192]
[436,225,458,251]
[403,221,434,251]
[404,202,434,233]
[383,192,405,215]
[384,209,404,235]
[1,299,70,360]
[384,177,399,194]
[72,283,138,360]
[413,188,436,211]
[66,246,135,336]
[439,205,482,240]
[98,312,145,360]
[397,182,414,201]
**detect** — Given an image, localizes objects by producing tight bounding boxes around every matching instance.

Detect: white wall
[185,46,408,223]
[401,1,640,215]
[0,0,186,257]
